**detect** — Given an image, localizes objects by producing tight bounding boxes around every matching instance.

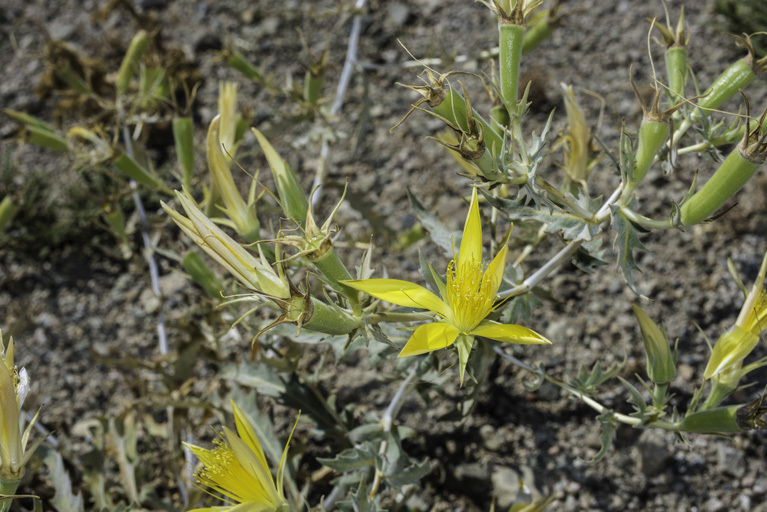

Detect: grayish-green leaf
[408,189,456,256]
[610,204,648,298]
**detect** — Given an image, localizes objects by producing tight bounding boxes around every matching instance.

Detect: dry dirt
[2,0,767,511]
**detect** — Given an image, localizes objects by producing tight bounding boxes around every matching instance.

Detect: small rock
[194,32,223,52]
[491,467,520,509]
[634,429,672,476]
[677,363,695,382]
[716,444,745,478]
[479,424,504,451]
[454,462,490,498]
[387,3,410,27]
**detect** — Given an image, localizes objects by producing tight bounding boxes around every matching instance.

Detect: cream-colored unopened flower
[0,331,41,509]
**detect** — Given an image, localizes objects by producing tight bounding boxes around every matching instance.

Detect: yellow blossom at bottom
[185,401,294,512]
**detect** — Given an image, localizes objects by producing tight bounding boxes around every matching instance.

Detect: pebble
[491,466,520,509]
[716,444,745,478]
[635,429,672,476]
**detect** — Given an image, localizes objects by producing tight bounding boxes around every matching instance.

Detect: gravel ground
[2,0,767,510]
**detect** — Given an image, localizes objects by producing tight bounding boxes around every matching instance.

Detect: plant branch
[369,367,419,500]
[312,0,368,208]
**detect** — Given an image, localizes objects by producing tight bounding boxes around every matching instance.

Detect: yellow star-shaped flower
[185,401,294,512]
[343,189,550,383]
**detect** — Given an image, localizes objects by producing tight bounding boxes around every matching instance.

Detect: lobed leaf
[610,204,649,298]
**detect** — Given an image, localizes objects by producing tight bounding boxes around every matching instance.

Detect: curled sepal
[477,0,543,24]
[650,7,688,49]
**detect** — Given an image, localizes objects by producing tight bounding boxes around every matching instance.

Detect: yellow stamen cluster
[446,258,496,333]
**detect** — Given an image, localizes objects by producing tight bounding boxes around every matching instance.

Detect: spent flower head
[162,190,290,299]
[185,401,295,512]
[343,189,550,383]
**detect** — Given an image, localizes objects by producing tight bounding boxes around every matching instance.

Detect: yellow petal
[343,279,450,317]
[224,428,280,505]
[231,401,269,471]
[458,188,483,269]
[484,244,508,297]
[471,321,551,344]
[399,322,460,357]
[703,326,759,379]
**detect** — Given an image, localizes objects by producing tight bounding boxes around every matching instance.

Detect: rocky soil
[1,0,767,511]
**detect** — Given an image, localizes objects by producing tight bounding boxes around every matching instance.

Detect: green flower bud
[172,117,195,188]
[631,305,676,385]
[116,30,149,94]
[181,250,223,299]
[252,128,309,224]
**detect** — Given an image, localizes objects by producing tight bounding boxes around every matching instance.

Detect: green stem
[492,345,680,432]
[619,207,674,230]
[369,367,419,500]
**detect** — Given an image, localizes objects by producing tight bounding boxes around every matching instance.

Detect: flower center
[445,258,496,333]
[196,439,271,504]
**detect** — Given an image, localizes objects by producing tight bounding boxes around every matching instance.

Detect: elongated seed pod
[697,59,755,115]
[680,145,761,226]
[632,119,670,186]
[665,46,688,103]
[681,405,743,434]
[499,23,525,107]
